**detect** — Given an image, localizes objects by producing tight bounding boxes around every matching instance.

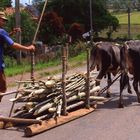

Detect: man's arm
[12,42,35,52]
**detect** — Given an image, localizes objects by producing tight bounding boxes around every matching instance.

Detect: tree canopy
[0,0,12,10]
[33,0,119,42]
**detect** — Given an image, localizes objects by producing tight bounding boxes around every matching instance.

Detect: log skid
[0,73,106,136]
[24,108,95,137]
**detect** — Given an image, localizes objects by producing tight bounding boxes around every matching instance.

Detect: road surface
[0,66,140,140]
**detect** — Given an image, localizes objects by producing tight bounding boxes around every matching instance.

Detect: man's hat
[0,11,8,21]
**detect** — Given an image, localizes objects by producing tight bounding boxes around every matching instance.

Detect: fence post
[127,7,131,39]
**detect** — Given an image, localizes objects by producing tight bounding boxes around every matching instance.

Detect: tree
[34,0,119,40]
[0,0,12,10]
[4,10,37,60]
[33,0,119,38]
[38,11,65,44]
[68,23,84,42]
[6,11,37,44]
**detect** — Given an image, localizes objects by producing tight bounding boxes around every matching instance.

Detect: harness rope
[98,72,122,96]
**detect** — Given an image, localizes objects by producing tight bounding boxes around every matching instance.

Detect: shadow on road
[97,92,139,109]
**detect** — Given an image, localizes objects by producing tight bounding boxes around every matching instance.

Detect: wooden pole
[85,47,90,109]
[127,7,131,39]
[9,0,22,117]
[61,42,68,115]
[85,0,93,108]
[0,90,18,97]
[31,0,48,83]
[15,0,21,64]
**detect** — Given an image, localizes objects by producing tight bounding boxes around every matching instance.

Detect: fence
[99,24,140,40]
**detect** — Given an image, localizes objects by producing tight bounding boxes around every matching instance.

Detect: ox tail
[90,47,97,71]
[120,45,127,71]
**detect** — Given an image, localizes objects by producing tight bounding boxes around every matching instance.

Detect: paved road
[0,67,140,140]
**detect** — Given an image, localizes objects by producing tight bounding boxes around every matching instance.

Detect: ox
[120,40,140,107]
[90,41,121,98]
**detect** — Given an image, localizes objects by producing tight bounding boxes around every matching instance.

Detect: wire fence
[99,24,140,40]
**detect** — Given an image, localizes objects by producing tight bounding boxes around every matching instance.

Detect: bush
[4,56,17,68]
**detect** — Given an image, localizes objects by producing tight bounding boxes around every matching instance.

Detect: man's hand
[28,45,35,52]
[9,27,21,36]
[13,27,21,33]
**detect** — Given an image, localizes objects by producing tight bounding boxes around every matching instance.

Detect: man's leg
[0,70,7,102]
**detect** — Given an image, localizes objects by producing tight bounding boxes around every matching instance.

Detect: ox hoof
[137,100,140,103]
[106,93,111,98]
[137,96,140,103]
[128,89,132,94]
[118,103,124,108]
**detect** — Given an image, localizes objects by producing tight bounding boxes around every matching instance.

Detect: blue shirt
[0,28,14,70]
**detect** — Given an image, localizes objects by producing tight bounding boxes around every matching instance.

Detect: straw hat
[0,11,8,20]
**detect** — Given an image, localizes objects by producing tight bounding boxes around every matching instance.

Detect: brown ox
[90,42,121,97]
[120,40,140,107]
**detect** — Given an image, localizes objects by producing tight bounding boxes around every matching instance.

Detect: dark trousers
[0,70,6,93]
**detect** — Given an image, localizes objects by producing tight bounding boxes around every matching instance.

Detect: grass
[112,11,140,24]
[99,11,140,39]
[99,24,140,39]
[5,52,86,77]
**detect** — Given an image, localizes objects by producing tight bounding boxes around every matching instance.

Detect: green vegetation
[112,11,140,24]
[5,52,86,77]
[99,11,140,39]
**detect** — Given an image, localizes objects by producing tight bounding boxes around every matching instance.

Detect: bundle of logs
[9,73,105,121]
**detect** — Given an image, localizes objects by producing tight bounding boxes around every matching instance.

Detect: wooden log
[89,86,101,94]
[24,108,95,137]
[16,80,39,83]
[47,86,100,113]
[0,117,42,125]
[0,90,19,97]
[89,96,107,101]
[0,121,14,129]
[48,98,98,113]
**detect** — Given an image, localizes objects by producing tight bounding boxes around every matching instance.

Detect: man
[0,11,35,94]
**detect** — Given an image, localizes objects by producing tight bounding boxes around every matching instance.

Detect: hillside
[112,11,140,24]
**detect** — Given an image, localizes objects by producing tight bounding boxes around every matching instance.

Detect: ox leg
[133,79,140,103]
[127,78,132,94]
[119,73,128,108]
[95,69,106,86]
[106,73,111,98]
[119,72,132,108]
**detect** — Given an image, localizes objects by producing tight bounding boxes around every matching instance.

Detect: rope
[98,73,122,96]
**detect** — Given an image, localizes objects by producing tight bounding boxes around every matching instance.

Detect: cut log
[89,96,107,101]
[0,117,42,125]
[0,121,14,129]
